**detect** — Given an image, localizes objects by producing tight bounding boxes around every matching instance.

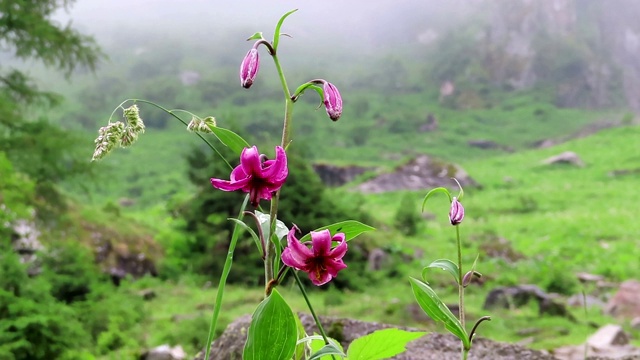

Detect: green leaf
[228,218,262,257]
[421,187,452,212]
[254,210,289,242]
[292,83,323,101]
[207,125,250,156]
[410,278,470,349]
[300,220,375,243]
[424,259,459,284]
[346,328,426,360]
[293,313,308,360]
[247,32,264,41]
[309,343,346,360]
[243,289,298,360]
[302,335,344,360]
[273,9,298,51]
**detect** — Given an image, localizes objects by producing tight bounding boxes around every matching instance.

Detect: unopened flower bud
[462,271,473,288]
[323,82,342,121]
[240,48,260,89]
[449,197,464,225]
[462,270,482,288]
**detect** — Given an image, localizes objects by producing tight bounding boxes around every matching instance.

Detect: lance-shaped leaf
[207,125,250,156]
[273,9,298,51]
[293,313,308,360]
[243,289,298,360]
[346,328,426,360]
[421,187,452,212]
[423,259,460,285]
[410,278,470,349]
[299,220,375,243]
[246,32,264,41]
[228,218,262,257]
[301,335,345,360]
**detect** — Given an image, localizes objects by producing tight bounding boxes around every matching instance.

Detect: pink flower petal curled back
[323,82,343,121]
[281,226,348,286]
[210,146,288,206]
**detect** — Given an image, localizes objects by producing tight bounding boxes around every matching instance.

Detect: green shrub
[0,250,89,360]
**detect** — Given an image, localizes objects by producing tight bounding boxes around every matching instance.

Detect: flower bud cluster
[92,121,125,161]
[124,105,145,134]
[91,105,147,160]
[187,116,217,133]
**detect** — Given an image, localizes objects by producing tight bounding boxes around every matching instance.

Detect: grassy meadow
[89,120,640,358]
[5,3,640,359]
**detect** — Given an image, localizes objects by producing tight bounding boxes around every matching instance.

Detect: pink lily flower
[210,146,288,206]
[281,225,348,286]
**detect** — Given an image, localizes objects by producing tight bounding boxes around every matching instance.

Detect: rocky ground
[190,314,602,360]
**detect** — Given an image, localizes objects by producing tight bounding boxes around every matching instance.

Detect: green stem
[456,225,468,360]
[264,52,294,294]
[292,271,334,353]
[128,98,232,170]
[204,195,250,360]
[456,225,465,330]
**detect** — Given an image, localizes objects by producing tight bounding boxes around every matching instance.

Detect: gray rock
[605,280,640,319]
[542,151,585,167]
[483,285,575,321]
[354,155,477,194]
[553,324,640,360]
[143,344,187,360]
[194,314,556,360]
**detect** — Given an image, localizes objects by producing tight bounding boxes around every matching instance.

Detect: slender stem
[456,225,465,330]
[292,271,333,347]
[204,195,250,360]
[264,52,294,294]
[129,98,232,170]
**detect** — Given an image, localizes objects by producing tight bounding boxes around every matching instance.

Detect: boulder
[354,155,477,194]
[418,113,438,132]
[605,280,640,319]
[143,344,186,360]
[312,163,373,187]
[553,324,640,360]
[467,139,513,152]
[542,151,585,167]
[483,285,575,321]
[194,314,556,360]
[366,248,388,271]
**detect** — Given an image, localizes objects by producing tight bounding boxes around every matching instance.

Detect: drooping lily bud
[449,197,464,225]
[239,47,260,89]
[462,270,482,288]
[323,82,342,121]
